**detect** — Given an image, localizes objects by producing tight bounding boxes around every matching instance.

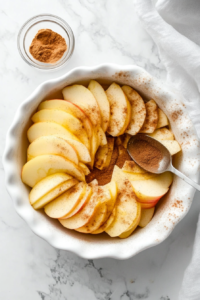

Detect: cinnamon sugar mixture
[130,140,163,170]
[86,143,132,185]
[86,145,119,185]
[29,29,67,63]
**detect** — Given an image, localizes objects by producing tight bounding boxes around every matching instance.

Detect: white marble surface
[0,0,200,299]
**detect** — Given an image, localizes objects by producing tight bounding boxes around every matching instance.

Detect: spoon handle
[169,165,200,191]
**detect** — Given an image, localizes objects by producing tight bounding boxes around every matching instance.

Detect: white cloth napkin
[134,0,200,299]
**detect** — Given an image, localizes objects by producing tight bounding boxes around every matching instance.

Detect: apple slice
[94,143,109,170]
[122,202,141,233]
[89,126,107,168]
[89,128,100,168]
[107,180,118,201]
[94,137,115,170]
[38,99,93,139]
[104,137,115,168]
[59,180,99,229]
[148,128,174,140]
[28,121,80,143]
[157,108,169,129]
[119,202,141,238]
[92,207,116,234]
[27,122,91,163]
[101,181,117,214]
[44,182,87,218]
[76,203,107,233]
[60,185,92,219]
[92,181,117,234]
[103,207,116,229]
[139,207,155,228]
[27,136,79,165]
[94,136,114,170]
[89,128,107,167]
[88,80,110,132]
[124,99,132,133]
[79,163,90,175]
[22,154,85,187]
[33,179,78,209]
[123,172,157,181]
[160,140,181,156]
[140,202,158,209]
[85,144,119,185]
[136,197,160,205]
[29,173,72,206]
[140,100,158,133]
[97,186,112,212]
[122,160,146,174]
[106,83,131,136]
[32,109,90,150]
[122,86,146,135]
[131,172,173,202]
[62,85,101,127]
[105,166,138,237]
[98,127,107,146]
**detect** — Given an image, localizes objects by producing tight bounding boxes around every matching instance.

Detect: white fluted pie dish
[3,64,200,259]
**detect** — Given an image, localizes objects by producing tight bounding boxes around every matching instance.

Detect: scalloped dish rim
[2,64,200,259]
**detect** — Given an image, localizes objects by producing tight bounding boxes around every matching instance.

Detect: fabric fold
[134,1,200,299]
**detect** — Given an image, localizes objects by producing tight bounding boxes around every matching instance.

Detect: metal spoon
[127,134,200,191]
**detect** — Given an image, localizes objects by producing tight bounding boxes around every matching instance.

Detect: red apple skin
[136,195,163,204]
[138,195,167,208]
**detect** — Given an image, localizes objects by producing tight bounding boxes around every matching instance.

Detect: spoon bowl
[127,134,171,174]
[127,134,200,192]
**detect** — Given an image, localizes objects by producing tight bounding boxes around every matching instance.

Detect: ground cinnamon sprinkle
[86,145,119,185]
[130,139,163,170]
[116,145,132,168]
[29,29,67,63]
[86,144,133,185]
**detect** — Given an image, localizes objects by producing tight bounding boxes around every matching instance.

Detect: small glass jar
[17,14,75,70]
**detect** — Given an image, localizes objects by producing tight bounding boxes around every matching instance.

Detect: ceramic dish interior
[3,64,200,259]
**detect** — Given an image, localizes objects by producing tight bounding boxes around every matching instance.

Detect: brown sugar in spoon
[127,134,200,191]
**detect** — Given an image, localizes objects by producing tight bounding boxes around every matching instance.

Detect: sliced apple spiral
[21,80,178,239]
[29,173,73,205]
[38,99,93,139]
[44,182,87,218]
[62,84,101,127]
[33,179,78,209]
[27,122,91,163]
[76,203,107,233]
[59,185,92,219]
[27,136,79,165]
[59,180,99,229]
[22,154,85,187]
[32,109,90,150]
[106,166,138,237]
